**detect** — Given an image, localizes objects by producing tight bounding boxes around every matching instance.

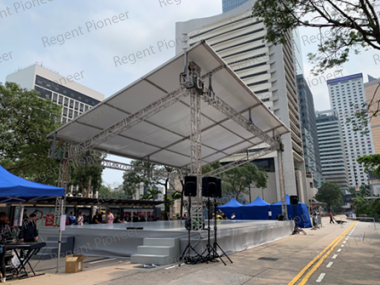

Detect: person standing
[19,213,39,242]
[113,213,123,224]
[329,211,335,224]
[68,211,76,225]
[268,209,272,220]
[132,213,139,223]
[0,212,12,283]
[107,210,114,224]
[77,212,84,226]
[92,212,102,225]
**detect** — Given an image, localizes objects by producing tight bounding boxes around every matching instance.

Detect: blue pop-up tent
[0,165,65,203]
[216,198,243,219]
[241,196,270,220]
[271,194,312,228]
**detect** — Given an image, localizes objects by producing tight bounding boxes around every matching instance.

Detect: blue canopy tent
[271,194,312,228]
[241,196,270,220]
[216,198,243,219]
[0,165,65,203]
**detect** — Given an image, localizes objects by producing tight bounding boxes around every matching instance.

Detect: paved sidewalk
[8,217,380,285]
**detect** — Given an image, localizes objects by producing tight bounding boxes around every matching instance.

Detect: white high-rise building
[327,73,375,187]
[175,0,308,203]
[6,63,104,124]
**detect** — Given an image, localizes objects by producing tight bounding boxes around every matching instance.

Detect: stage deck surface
[40,220,294,260]
[67,219,282,231]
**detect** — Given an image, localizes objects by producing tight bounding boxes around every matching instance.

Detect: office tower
[222,0,250,12]
[176,0,308,203]
[316,110,349,190]
[6,64,104,123]
[223,0,304,76]
[297,74,323,187]
[364,75,380,154]
[327,73,375,187]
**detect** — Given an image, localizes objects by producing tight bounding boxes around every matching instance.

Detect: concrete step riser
[131,255,170,265]
[144,238,177,247]
[137,246,175,256]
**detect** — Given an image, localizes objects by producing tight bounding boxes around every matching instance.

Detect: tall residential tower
[327,74,375,187]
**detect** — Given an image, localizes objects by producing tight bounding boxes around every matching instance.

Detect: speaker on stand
[179,176,205,265]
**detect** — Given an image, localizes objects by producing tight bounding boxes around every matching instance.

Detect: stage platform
[39,220,294,259]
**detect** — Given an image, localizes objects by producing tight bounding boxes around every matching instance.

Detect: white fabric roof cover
[48,41,289,169]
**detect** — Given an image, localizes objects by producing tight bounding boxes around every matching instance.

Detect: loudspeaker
[215,178,222,198]
[290,195,299,205]
[276,214,284,221]
[202,176,222,198]
[184,176,197,197]
[202,176,216,197]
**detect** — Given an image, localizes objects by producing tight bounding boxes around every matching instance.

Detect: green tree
[141,188,162,200]
[353,197,380,217]
[357,154,380,176]
[70,152,104,197]
[252,0,380,75]
[0,82,62,185]
[359,184,372,197]
[222,163,268,200]
[315,182,343,210]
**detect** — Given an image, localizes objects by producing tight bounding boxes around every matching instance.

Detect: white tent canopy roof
[48,41,289,169]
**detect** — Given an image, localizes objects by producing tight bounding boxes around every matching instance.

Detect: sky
[1,0,379,186]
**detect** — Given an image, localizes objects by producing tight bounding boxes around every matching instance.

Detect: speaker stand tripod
[200,198,232,265]
[179,197,205,265]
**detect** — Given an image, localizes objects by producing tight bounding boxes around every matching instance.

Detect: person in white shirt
[231,213,236,220]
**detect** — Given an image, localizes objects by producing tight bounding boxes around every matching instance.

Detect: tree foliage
[353,197,380,217]
[316,182,342,209]
[69,153,104,197]
[0,82,62,185]
[207,162,268,200]
[357,154,380,175]
[252,0,380,75]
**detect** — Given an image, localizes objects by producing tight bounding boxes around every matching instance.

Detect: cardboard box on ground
[65,254,86,273]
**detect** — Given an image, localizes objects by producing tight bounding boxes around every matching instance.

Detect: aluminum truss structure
[52,56,288,230]
[203,147,275,178]
[202,93,278,148]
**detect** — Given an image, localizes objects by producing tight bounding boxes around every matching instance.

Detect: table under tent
[0,165,65,279]
[216,198,243,219]
[241,196,270,220]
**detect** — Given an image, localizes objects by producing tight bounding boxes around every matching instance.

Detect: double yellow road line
[288,221,357,285]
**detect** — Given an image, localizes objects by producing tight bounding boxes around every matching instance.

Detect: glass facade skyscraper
[222,0,250,13]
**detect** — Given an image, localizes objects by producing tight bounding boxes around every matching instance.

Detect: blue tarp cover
[271,194,312,228]
[0,165,65,203]
[241,196,270,220]
[216,198,242,219]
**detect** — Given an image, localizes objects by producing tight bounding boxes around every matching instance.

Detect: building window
[80,103,84,112]
[69,99,74,108]
[74,111,78,118]
[58,95,63,105]
[64,97,69,107]
[63,107,68,116]
[85,105,89,112]
[75,102,79,110]
[52,93,58,103]
[69,110,73,118]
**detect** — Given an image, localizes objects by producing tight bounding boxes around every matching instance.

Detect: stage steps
[131,238,180,265]
[32,236,75,260]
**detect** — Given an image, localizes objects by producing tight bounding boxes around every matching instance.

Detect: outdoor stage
[39,220,294,259]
